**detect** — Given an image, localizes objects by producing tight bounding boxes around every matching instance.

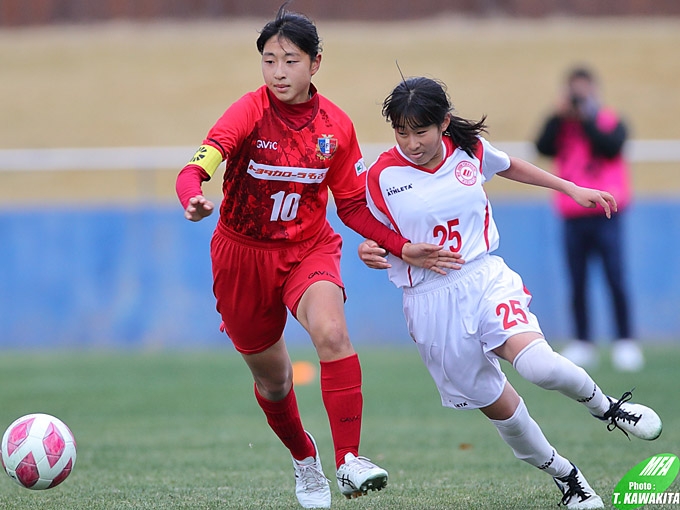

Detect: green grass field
[0,345,678,509]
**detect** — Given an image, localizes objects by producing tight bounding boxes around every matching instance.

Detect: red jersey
[202,85,367,242]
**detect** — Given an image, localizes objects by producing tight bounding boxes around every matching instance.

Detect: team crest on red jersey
[316,135,337,160]
[455,161,478,186]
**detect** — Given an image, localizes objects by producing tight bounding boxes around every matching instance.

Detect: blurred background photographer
[535,66,643,372]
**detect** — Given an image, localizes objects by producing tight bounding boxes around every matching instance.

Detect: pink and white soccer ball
[1,413,76,490]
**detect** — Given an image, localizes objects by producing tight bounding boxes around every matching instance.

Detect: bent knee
[253,371,293,401]
[513,340,560,389]
[310,320,353,360]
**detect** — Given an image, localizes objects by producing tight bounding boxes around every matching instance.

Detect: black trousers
[563,213,631,342]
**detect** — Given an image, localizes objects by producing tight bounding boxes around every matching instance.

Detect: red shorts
[210,220,345,354]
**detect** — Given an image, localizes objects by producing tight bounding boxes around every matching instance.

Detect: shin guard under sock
[490,398,573,478]
[513,339,609,416]
[254,384,315,461]
[320,353,363,468]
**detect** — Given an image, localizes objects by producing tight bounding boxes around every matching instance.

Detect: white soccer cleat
[596,390,662,441]
[553,464,604,509]
[292,432,331,509]
[336,452,388,499]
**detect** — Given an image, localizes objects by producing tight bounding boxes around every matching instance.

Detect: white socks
[513,339,609,417]
[490,339,617,480]
[490,398,572,478]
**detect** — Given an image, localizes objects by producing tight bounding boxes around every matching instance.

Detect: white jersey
[366,136,511,288]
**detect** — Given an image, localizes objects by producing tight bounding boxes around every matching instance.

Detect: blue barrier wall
[1,200,678,349]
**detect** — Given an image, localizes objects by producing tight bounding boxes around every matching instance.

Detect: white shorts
[403,254,543,410]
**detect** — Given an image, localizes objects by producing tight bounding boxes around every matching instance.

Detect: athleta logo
[387,183,413,196]
[256,139,278,150]
[455,161,478,186]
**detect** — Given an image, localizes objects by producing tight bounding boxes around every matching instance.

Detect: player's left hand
[402,242,465,275]
[570,185,618,218]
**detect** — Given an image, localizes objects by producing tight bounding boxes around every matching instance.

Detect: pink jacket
[552,109,631,218]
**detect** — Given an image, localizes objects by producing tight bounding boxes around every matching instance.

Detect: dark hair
[567,66,596,83]
[382,77,487,157]
[256,2,322,60]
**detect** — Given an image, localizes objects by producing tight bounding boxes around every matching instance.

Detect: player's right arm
[175,146,222,222]
[176,89,261,222]
[183,194,214,222]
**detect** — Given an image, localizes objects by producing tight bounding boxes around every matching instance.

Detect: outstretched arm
[176,164,215,222]
[338,194,465,274]
[183,195,215,222]
[497,157,618,218]
[336,194,408,257]
[176,144,224,222]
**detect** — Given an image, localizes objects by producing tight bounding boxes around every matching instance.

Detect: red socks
[320,353,363,468]
[253,353,364,469]
[254,384,315,461]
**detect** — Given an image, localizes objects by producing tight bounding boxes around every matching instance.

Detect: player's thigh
[296,280,353,360]
[284,223,345,316]
[405,285,508,410]
[492,332,544,365]
[285,226,352,360]
[480,257,543,356]
[480,381,521,421]
[211,230,288,354]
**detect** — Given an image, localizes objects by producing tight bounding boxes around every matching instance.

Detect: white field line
[0,140,679,171]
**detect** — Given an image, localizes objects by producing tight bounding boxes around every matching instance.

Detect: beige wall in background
[1,18,679,202]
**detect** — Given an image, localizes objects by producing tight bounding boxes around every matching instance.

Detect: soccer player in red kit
[175,6,456,508]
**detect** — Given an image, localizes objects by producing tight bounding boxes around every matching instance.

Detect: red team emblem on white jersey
[455,161,478,186]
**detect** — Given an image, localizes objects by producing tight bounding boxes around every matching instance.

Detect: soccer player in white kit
[359,77,663,510]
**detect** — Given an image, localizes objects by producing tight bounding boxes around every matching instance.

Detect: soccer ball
[1,413,76,490]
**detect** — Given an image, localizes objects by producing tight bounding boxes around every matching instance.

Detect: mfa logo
[612,453,679,509]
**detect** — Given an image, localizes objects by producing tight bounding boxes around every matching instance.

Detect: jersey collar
[266,84,319,131]
[395,137,452,174]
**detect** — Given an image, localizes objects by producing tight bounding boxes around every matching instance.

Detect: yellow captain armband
[188,144,223,177]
